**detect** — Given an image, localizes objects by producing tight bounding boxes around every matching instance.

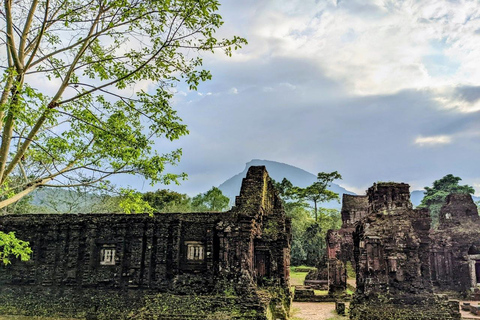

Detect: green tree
[0,0,246,208]
[0,232,32,265]
[273,178,295,200]
[192,187,229,212]
[297,171,342,221]
[272,177,341,266]
[143,189,191,213]
[419,174,475,227]
[0,0,245,263]
[272,177,308,212]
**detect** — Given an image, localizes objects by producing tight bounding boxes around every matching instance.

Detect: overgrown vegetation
[0,185,231,214]
[273,174,342,266]
[418,174,475,227]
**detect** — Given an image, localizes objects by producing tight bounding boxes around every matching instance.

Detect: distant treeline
[1,186,230,214]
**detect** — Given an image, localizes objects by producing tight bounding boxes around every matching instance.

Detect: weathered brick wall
[322,195,366,292]
[430,193,480,293]
[366,182,412,213]
[350,183,460,320]
[0,212,226,293]
[0,165,292,319]
[228,165,291,289]
[341,194,368,228]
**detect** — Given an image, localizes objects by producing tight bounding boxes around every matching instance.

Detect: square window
[100,248,116,265]
[185,241,204,261]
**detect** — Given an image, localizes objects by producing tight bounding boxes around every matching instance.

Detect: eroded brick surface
[0,166,291,319]
[318,183,468,319]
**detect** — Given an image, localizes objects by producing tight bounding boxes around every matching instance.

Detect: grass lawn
[0,317,77,320]
[290,266,316,287]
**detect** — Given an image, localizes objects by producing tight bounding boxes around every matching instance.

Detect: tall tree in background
[191,186,229,212]
[419,174,475,227]
[0,0,245,264]
[272,176,341,266]
[143,189,191,213]
[297,171,342,221]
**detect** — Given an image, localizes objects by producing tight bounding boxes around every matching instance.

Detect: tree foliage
[287,204,341,266]
[191,186,229,212]
[0,0,246,210]
[273,176,342,266]
[143,189,191,213]
[0,231,31,265]
[419,174,475,227]
[296,171,342,221]
[141,186,230,213]
[0,0,245,264]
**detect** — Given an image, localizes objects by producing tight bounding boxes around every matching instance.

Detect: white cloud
[262,86,274,92]
[279,82,296,90]
[414,135,452,147]
[229,87,238,94]
[228,0,480,98]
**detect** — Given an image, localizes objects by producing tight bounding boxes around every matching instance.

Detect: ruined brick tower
[431,193,480,294]
[350,182,460,320]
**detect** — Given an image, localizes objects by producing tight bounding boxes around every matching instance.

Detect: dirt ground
[460,301,480,319]
[291,302,345,320]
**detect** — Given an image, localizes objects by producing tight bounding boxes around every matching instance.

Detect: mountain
[29,188,108,213]
[218,159,356,209]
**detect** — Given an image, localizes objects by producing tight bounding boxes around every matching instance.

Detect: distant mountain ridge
[217,159,480,210]
[218,159,356,209]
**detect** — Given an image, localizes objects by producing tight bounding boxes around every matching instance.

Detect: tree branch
[18,0,39,66]
[58,8,187,106]
[24,0,49,70]
[2,4,105,180]
[4,0,22,71]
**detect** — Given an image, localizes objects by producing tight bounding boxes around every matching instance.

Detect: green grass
[326,315,347,320]
[346,261,356,279]
[314,290,329,295]
[290,270,309,286]
[290,265,317,273]
[0,317,77,320]
[290,266,317,286]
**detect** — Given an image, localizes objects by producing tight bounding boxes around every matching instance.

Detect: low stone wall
[0,285,286,320]
[349,295,460,320]
[0,286,146,319]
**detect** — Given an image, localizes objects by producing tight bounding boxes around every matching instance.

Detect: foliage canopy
[0,0,245,263]
[419,174,474,227]
[296,171,342,221]
[191,186,229,211]
[0,0,246,209]
[272,176,342,266]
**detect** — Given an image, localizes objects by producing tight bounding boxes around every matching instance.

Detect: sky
[123,0,480,196]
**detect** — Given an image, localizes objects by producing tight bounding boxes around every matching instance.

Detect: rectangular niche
[185,241,205,261]
[100,246,116,265]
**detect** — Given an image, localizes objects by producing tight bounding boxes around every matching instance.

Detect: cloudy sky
[127,0,480,196]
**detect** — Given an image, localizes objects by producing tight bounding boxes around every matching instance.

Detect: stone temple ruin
[3,165,480,319]
[321,181,480,319]
[0,166,291,319]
